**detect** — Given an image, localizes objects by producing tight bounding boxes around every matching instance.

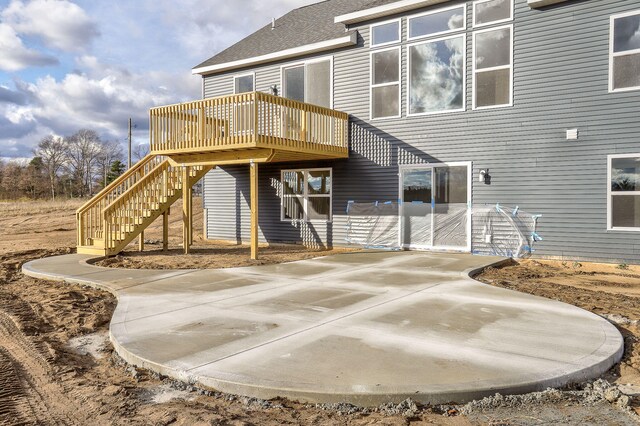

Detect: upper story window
[371,47,401,119]
[610,11,640,92]
[473,0,513,27]
[472,0,513,110]
[234,73,254,93]
[371,19,401,47]
[408,4,465,40]
[281,168,332,222]
[407,4,466,116]
[608,154,640,231]
[282,58,332,108]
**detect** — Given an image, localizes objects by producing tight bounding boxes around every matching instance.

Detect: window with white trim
[610,11,640,92]
[408,5,465,40]
[234,73,254,93]
[473,0,513,27]
[408,34,465,115]
[609,154,640,230]
[371,20,400,47]
[371,47,401,119]
[282,58,332,108]
[281,168,332,222]
[473,24,513,109]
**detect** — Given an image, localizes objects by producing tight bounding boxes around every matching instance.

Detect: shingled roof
[193,0,399,74]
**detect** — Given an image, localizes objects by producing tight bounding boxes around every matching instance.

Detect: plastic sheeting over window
[345,201,541,258]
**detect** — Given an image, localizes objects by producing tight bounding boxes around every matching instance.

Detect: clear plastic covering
[345,201,541,258]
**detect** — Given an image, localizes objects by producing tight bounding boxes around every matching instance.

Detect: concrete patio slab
[23,251,624,406]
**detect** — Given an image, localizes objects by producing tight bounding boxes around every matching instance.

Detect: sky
[0,0,316,162]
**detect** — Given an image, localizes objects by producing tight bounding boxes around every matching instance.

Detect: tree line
[0,129,148,201]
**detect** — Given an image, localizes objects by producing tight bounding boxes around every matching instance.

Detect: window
[371,20,400,47]
[234,73,254,94]
[473,0,513,27]
[408,34,465,115]
[408,5,465,40]
[610,11,640,92]
[473,25,513,109]
[282,168,332,222]
[608,154,640,231]
[282,58,332,108]
[371,47,401,119]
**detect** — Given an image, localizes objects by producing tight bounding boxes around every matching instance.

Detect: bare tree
[96,140,124,188]
[64,129,103,197]
[34,135,66,200]
[132,142,150,164]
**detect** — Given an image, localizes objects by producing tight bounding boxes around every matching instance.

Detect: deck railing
[149,92,349,156]
[76,154,163,247]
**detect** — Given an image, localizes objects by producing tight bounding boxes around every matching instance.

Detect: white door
[400,163,471,251]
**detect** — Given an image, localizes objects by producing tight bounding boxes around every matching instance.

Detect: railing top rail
[101,159,170,218]
[149,92,257,112]
[77,154,159,215]
[149,91,349,120]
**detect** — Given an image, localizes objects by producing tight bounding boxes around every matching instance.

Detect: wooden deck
[150,91,349,165]
[77,93,349,259]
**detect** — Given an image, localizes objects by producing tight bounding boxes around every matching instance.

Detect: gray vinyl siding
[203,0,640,264]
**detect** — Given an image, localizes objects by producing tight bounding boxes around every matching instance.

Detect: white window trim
[232,72,255,94]
[397,161,473,252]
[406,3,467,42]
[472,0,514,28]
[281,168,333,223]
[609,10,640,93]
[472,24,514,110]
[280,56,334,108]
[370,18,402,48]
[406,33,467,117]
[607,153,640,232]
[370,46,402,120]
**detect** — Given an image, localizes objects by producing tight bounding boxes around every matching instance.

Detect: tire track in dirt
[0,296,91,425]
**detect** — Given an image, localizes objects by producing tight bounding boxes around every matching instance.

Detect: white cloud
[2,0,99,52]
[0,23,58,71]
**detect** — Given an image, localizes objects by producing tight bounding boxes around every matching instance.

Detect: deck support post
[138,231,144,252]
[250,161,259,260]
[162,209,169,252]
[182,167,192,255]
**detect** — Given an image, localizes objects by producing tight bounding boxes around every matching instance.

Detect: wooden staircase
[76,154,211,256]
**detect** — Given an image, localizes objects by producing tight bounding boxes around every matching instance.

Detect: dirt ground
[0,199,639,425]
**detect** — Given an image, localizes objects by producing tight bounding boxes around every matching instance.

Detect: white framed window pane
[476,68,510,107]
[612,195,640,228]
[234,75,253,93]
[307,197,330,220]
[373,49,400,84]
[284,66,305,102]
[475,0,511,26]
[475,27,511,69]
[283,196,305,220]
[434,166,468,204]
[409,36,464,114]
[282,171,305,195]
[611,157,640,191]
[409,7,465,39]
[372,85,399,118]
[372,21,399,46]
[307,170,331,195]
[613,14,640,53]
[305,60,331,108]
[613,53,640,90]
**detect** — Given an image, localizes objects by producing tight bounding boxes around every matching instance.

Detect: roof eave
[334,0,451,25]
[192,32,358,76]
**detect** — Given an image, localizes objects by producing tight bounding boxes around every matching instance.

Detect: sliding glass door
[400,163,471,251]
